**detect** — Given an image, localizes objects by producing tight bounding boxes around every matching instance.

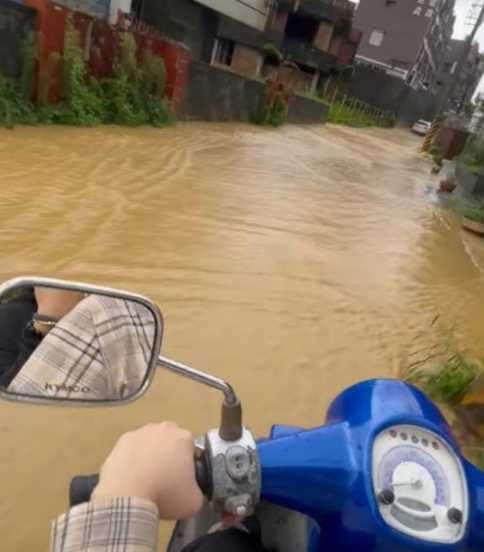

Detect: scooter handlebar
[69,474,99,508]
[69,456,211,508]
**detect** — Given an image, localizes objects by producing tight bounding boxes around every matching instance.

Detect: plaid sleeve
[51,498,159,552]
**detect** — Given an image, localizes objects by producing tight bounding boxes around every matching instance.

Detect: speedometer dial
[372,425,468,543]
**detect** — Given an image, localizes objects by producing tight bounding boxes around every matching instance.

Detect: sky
[453,0,484,42]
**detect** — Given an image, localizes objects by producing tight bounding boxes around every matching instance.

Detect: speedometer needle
[390,478,423,489]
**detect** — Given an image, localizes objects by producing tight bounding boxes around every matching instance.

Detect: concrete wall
[456,164,484,198]
[0,1,36,81]
[181,61,266,122]
[269,4,289,33]
[192,0,269,31]
[345,66,437,126]
[288,95,329,125]
[142,0,218,63]
[181,61,329,125]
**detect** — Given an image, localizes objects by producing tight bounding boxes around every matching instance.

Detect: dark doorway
[285,12,319,43]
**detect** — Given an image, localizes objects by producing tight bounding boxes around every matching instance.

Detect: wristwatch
[32,313,60,336]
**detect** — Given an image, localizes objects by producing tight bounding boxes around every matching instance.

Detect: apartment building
[137,0,361,90]
[354,0,455,90]
[435,39,484,110]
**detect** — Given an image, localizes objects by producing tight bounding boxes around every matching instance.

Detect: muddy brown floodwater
[1,123,484,550]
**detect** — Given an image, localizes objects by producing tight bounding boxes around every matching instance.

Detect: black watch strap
[32,313,60,326]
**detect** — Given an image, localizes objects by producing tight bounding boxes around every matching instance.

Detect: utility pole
[439,1,484,114]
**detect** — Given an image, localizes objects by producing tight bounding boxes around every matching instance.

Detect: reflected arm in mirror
[7,295,158,401]
[33,287,86,336]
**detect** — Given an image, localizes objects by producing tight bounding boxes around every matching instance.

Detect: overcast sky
[454,0,484,43]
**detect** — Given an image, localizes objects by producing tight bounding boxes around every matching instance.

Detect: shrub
[263,44,283,66]
[408,353,479,404]
[0,22,175,128]
[256,81,290,127]
[19,31,36,101]
[0,76,37,127]
[61,21,104,125]
[459,137,484,175]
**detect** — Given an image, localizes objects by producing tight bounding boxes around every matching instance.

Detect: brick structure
[230,45,263,78]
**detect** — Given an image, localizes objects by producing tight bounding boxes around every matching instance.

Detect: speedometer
[372,425,468,543]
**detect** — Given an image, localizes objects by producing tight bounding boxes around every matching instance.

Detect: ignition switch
[226,445,251,481]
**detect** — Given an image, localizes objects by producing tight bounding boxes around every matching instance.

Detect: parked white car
[411,119,431,135]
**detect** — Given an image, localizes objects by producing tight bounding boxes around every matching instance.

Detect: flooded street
[1,122,484,550]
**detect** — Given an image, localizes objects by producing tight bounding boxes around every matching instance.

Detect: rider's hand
[92,422,204,520]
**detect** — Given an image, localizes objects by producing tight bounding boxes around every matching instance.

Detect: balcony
[283,38,338,70]
[299,0,355,22]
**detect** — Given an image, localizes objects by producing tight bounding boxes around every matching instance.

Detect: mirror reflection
[0,285,158,401]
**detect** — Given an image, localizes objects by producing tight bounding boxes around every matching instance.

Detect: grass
[407,353,479,405]
[460,207,484,224]
[328,100,394,128]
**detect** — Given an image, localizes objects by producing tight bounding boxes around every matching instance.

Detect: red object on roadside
[439,179,456,193]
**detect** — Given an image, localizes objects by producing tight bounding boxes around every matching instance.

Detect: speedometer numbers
[372,425,468,543]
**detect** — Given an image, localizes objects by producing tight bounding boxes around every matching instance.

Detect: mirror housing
[0,276,163,406]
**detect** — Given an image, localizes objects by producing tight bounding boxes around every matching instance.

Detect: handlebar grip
[195,453,212,497]
[69,455,211,508]
[69,474,99,507]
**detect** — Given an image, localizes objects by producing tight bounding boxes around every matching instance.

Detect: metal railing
[321,86,396,127]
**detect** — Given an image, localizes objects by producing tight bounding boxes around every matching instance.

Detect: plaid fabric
[51,498,159,552]
[9,295,156,400]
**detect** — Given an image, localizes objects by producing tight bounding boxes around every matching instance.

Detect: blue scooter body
[258,379,484,552]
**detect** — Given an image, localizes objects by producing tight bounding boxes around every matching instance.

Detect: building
[135,0,361,92]
[435,40,484,111]
[47,0,361,94]
[354,0,455,90]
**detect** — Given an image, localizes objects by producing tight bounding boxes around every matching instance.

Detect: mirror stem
[157,356,238,406]
[157,356,242,441]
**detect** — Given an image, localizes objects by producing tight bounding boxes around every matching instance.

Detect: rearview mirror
[0,277,162,405]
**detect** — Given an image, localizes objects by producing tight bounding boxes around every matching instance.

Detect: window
[425,8,433,17]
[369,29,385,47]
[413,6,422,15]
[212,39,234,66]
[212,38,235,65]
